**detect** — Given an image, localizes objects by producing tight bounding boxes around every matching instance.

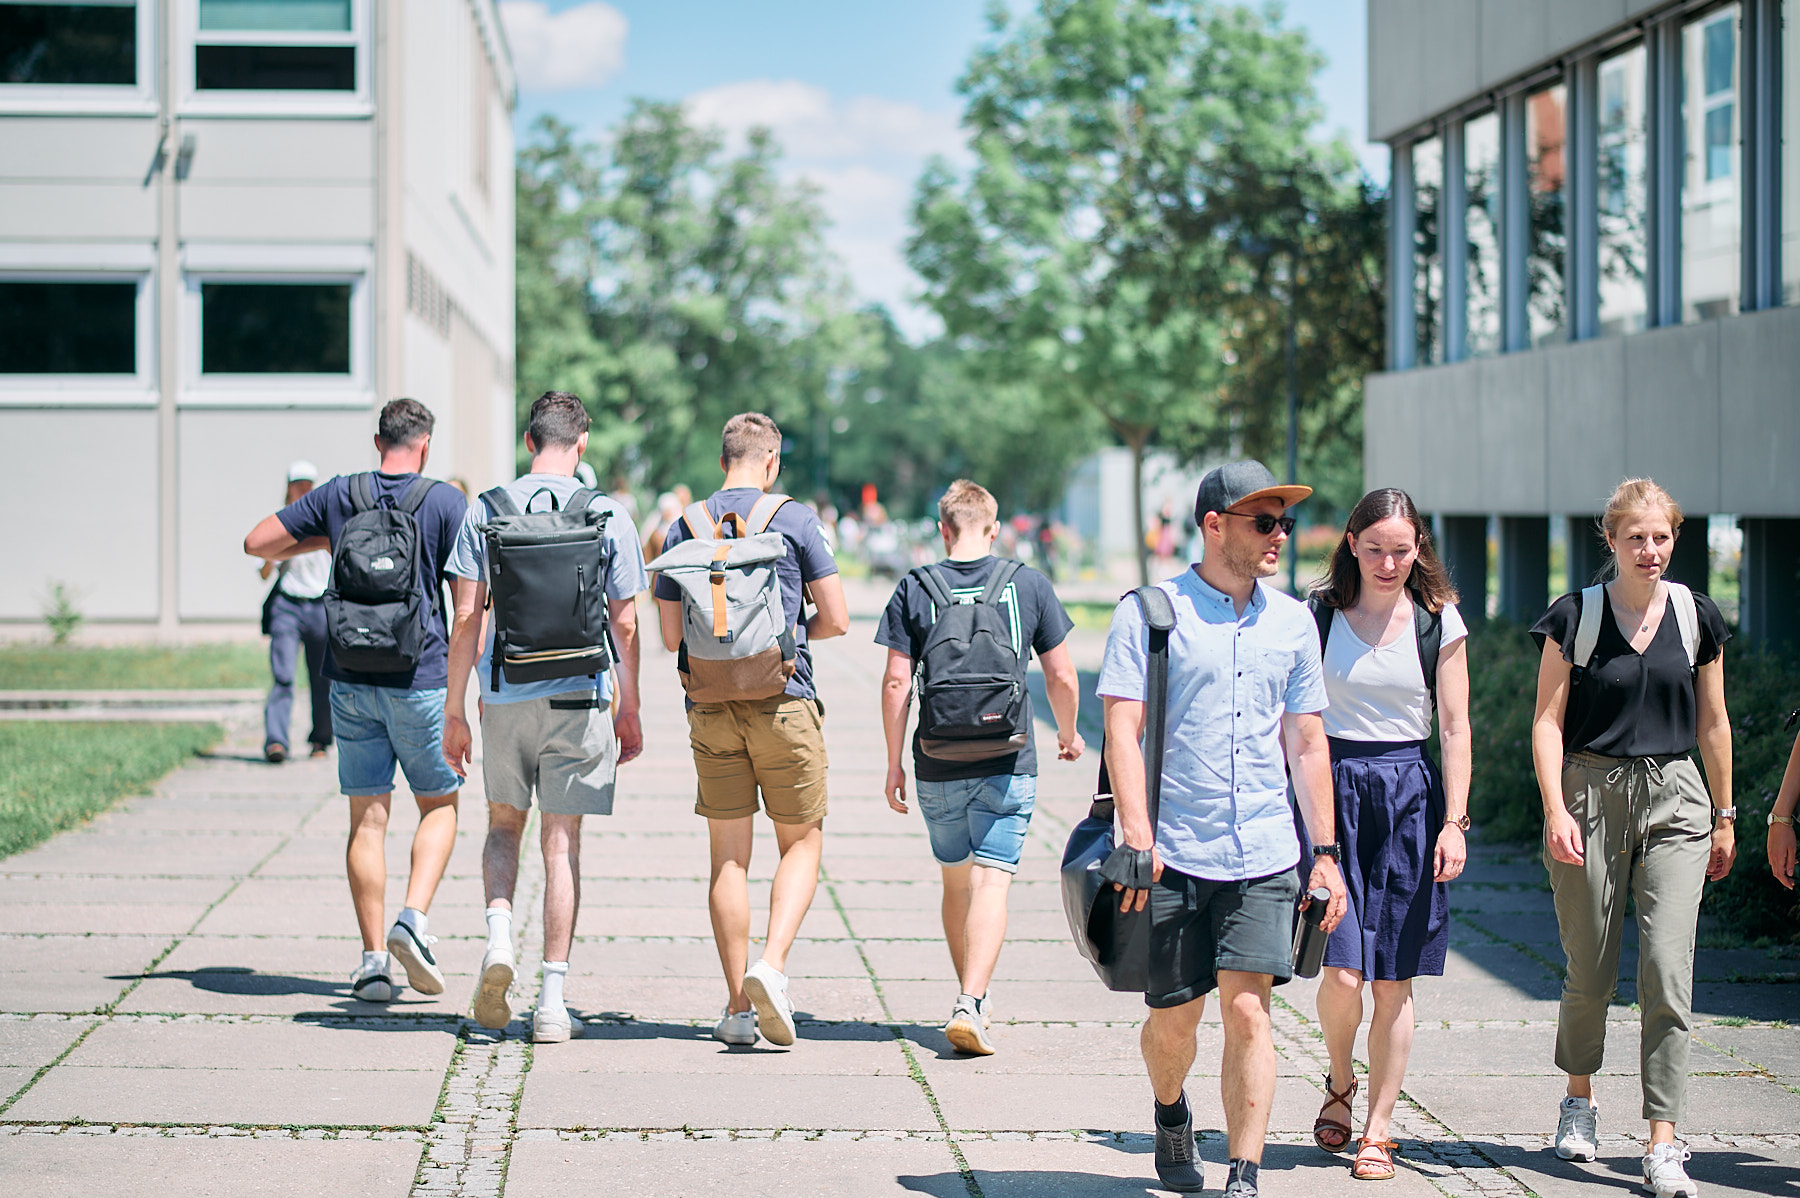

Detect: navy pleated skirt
[1321,738,1450,981]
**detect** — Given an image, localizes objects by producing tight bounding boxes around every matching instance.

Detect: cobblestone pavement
[2,606,1796,1196]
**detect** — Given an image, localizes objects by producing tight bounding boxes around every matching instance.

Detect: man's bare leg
[940,861,972,979]
[1218,969,1278,1164]
[760,818,822,973]
[347,793,393,950]
[540,813,583,962]
[483,803,528,911]
[400,790,459,914]
[707,815,756,1013]
[958,864,1012,998]
[1142,994,1207,1104]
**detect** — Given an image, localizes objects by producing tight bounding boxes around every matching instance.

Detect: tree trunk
[1129,429,1150,588]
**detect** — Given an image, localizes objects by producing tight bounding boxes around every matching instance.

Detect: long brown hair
[1310,488,1459,613]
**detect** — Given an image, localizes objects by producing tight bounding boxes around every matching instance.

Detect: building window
[0,280,134,373]
[201,282,350,374]
[1598,43,1648,337]
[1782,0,1798,305]
[1413,135,1443,367]
[183,0,365,110]
[1526,81,1567,347]
[0,0,135,85]
[1463,111,1501,358]
[1682,5,1740,323]
[470,30,493,200]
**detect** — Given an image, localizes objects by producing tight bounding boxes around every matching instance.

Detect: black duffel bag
[1060,583,1175,992]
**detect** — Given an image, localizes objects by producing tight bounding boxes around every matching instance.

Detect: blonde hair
[1599,477,1684,580]
[938,479,998,536]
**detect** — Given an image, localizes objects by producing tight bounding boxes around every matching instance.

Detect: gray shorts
[1146,866,1299,1008]
[481,693,618,816]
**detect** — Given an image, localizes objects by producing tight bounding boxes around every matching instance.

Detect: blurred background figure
[257,460,333,763]
[643,491,685,561]
[445,477,472,500]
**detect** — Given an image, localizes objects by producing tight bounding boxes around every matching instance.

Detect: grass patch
[1065,600,1118,632]
[0,643,272,690]
[0,722,222,858]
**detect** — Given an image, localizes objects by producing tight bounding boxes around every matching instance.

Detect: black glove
[1098,844,1156,890]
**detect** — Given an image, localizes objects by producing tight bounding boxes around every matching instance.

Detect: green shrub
[42,581,83,645]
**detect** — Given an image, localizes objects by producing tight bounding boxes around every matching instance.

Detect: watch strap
[1769,811,1795,827]
[1713,806,1737,820]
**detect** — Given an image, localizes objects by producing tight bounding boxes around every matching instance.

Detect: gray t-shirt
[445,474,647,706]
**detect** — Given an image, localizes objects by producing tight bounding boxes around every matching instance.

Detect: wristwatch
[1713,806,1737,821]
[1311,843,1343,862]
[1770,811,1795,827]
[1445,814,1471,831]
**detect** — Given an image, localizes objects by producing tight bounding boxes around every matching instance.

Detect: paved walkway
[2,611,1796,1197]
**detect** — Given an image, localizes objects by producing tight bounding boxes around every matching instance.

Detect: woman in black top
[1529,479,1735,1198]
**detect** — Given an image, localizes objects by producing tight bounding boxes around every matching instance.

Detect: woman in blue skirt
[1306,489,1471,1181]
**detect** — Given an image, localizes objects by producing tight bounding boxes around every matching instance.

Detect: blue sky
[499,0,1380,338]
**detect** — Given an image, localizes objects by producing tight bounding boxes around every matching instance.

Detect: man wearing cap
[1096,459,1348,1197]
[257,461,333,763]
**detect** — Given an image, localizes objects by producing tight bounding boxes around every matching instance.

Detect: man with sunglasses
[1097,459,1347,1197]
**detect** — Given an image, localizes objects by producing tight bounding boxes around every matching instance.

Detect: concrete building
[1364,0,1800,646]
[0,0,516,638]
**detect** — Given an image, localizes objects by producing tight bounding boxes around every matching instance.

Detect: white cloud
[500,1,628,91]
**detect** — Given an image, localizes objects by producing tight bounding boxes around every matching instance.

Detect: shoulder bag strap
[1414,598,1443,705]
[682,501,719,540]
[1573,584,1605,670]
[746,493,792,535]
[1667,582,1699,669]
[911,564,956,613]
[977,558,1024,607]
[1133,585,1177,830]
[479,486,520,520]
[349,472,375,513]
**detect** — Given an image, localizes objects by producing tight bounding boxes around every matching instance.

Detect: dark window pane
[0,281,135,373]
[1704,18,1734,96]
[202,282,350,373]
[0,3,135,85]
[195,43,352,90]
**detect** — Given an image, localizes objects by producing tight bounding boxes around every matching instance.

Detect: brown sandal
[1313,1074,1357,1153]
[1352,1137,1400,1180]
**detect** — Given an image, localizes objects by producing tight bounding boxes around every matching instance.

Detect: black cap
[1193,459,1312,525]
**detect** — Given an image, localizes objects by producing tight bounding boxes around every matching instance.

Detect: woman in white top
[1306,488,1472,1181]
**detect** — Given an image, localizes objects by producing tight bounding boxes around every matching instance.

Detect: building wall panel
[1478,0,1550,90]
[179,121,374,185]
[1363,370,1426,496]
[0,183,156,240]
[0,118,160,182]
[1549,0,1630,51]
[1422,1,1483,129]
[1545,337,1628,512]
[179,184,374,243]
[1622,322,1722,514]
[1418,361,1487,511]
[1476,350,1547,512]
[1720,306,1800,516]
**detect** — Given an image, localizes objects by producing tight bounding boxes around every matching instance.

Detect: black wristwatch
[1311,843,1343,862]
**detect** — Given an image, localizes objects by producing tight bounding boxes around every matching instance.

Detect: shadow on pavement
[1473,1141,1799,1197]
[119,967,456,1017]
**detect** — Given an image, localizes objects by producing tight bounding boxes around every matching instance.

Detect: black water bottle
[1291,887,1333,978]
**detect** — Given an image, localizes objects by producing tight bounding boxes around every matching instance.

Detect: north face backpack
[911,559,1030,761]
[324,473,441,674]
[1309,593,1444,709]
[479,484,614,691]
[645,494,798,703]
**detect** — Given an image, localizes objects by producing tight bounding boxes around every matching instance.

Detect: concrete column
[1500,516,1550,621]
[1664,515,1711,592]
[1439,516,1490,623]
[1741,519,1800,649]
[1566,515,1607,590]
[1646,15,1683,327]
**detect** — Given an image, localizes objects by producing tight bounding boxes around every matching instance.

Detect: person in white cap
[257,460,333,762]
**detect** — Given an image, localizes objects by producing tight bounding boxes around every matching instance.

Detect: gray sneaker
[1642,1143,1698,1198]
[1555,1095,1598,1162]
[1153,1095,1205,1194]
[945,994,994,1056]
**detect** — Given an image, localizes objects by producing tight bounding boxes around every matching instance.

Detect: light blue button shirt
[1096,568,1328,882]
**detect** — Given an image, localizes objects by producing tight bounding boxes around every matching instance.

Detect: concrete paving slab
[518,1070,941,1130]
[117,973,473,1019]
[0,1018,94,1069]
[0,877,232,905]
[0,935,172,977]
[931,1072,1334,1134]
[1407,1071,1800,1134]
[560,975,885,1024]
[900,1021,1225,1077]
[0,973,136,1014]
[6,1063,445,1126]
[1,902,213,935]
[959,1136,1447,1197]
[849,907,1073,940]
[2,832,286,877]
[1697,1024,1800,1077]
[575,904,854,939]
[531,1019,912,1076]
[561,938,867,979]
[1476,1139,1800,1198]
[879,979,1148,1024]
[507,1135,963,1197]
[0,1065,40,1100]
[68,1018,457,1071]
[0,1132,420,1197]
[1692,981,1800,1023]
[1406,1022,1741,1075]
[861,938,1098,984]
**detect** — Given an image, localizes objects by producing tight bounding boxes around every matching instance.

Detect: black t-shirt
[277,472,468,690]
[1531,588,1729,757]
[875,556,1073,782]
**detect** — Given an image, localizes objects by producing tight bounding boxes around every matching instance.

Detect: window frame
[0,243,156,407]
[1686,8,1740,203]
[177,0,371,119]
[0,0,157,116]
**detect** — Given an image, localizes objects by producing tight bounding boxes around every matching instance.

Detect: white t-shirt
[277,550,331,600]
[1319,601,1469,742]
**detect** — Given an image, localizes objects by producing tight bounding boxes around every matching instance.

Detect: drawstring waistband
[1566,751,1687,860]
[1604,757,1664,787]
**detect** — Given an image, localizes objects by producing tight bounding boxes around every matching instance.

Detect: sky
[499,0,1381,340]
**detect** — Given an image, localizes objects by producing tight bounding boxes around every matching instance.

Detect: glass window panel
[0,2,135,85]
[1682,4,1740,324]
[198,1,350,32]
[1463,112,1501,357]
[1412,135,1442,366]
[195,43,352,89]
[1526,82,1567,347]
[0,281,135,373]
[201,282,350,373]
[1598,44,1648,337]
[1785,0,1800,305]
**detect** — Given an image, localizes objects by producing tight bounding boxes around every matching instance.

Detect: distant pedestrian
[876,479,1084,1055]
[1305,488,1471,1181]
[443,392,647,1043]
[243,398,469,1005]
[1531,478,1735,1198]
[258,460,333,763]
[649,412,848,1048]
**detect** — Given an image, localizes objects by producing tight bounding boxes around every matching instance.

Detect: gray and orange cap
[1193,459,1312,524]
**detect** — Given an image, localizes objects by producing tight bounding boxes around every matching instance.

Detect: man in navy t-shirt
[243,398,468,1006]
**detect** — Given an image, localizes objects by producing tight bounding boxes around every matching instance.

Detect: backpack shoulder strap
[1667,582,1699,668]
[397,476,437,515]
[1573,584,1605,670]
[1307,594,1333,655]
[1414,598,1443,703]
[479,486,520,519]
[977,558,1023,607]
[911,565,956,613]
[683,501,719,540]
[746,493,792,535]
[566,487,600,512]
[349,472,376,513]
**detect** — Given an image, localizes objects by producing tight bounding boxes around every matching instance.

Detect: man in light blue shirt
[443,392,647,1044]
[1097,460,1347,1198]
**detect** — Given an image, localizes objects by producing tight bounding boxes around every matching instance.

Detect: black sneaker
[1154,1097,1205,1194]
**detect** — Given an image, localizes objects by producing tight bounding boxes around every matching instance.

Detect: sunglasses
[1221,511,1296,536]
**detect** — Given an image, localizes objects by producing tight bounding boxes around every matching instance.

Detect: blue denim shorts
[913,773,1036,872]
[329,681,462,799]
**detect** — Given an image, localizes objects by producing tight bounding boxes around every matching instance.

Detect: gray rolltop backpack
[324,473,441,673]
[479,484,614,691]
[1571,582,1698,675]
[910,560,1030,761]
[645,494,798,703]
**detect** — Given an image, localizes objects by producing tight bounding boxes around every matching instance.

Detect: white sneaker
[712,1008,759,1046]
[742,959,797,1047]
[1554,1095,1599,1162]
[350,955,398,1003]
[386,920,445,996]
[532,1004,583,1044]
[1642,1143,1698,1198]
[945,994,995,1056]
[473,945,515,1030]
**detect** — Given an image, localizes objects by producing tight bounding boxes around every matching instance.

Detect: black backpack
[324,473,441,674]
[911,560,1029,761]
[1308,593,1444,709]
[480,485,613,690]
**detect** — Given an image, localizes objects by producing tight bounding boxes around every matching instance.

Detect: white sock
[485,907,512,953]
[539,960,568,1012]
[397,907,427,937]
[360,950,387,975]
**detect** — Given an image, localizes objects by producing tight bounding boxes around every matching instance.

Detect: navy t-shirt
[875,556,1073,782]
[652,489,839,701]
[277,472,468,690]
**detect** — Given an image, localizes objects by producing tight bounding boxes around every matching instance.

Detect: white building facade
[0,0,516,637]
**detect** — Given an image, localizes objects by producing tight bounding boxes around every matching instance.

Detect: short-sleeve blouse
[1530,587,1729,758]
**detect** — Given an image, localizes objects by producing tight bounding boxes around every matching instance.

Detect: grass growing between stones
[0,642,271,689]
[0,722,221,858]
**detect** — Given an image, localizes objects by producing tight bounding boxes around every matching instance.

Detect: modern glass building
[1365,0,1800,645]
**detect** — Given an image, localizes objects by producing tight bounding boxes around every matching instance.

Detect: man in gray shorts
[443,392,646,1043]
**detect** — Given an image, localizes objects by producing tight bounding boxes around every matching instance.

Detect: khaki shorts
[687,695,828,824]
[481,693,618,817]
